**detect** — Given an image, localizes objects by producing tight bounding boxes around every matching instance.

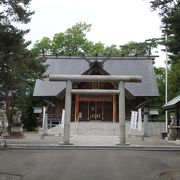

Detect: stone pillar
[113,94,116,123]
[42,106,48,135]
[143,114,149,137]
[63,80,72,144]
[119,81,126,144]
[75,94,79,122]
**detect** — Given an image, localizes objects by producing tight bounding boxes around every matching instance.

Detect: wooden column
[88,101,90,120]
[102,101,104,120]
[113,94,116,123]
[75,94,79,122]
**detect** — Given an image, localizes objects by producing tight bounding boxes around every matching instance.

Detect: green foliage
[168,63,180,99]
[33,37,52,55]
[0,0,34,24]
[33,22,92,55]
[105,45,121,56]
[64,22,91,54]
[151,67,166,113]
[32,22,159,57]
[0,0,46,130]
[120,39,160,56]
[15,82,41,131]
[51,33,65,55]
[151,0,180,102]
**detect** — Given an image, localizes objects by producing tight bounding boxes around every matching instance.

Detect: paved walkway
[0,122,180,148]
[1,132,180,147]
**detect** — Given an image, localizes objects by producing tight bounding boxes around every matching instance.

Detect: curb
[2,144,180,151]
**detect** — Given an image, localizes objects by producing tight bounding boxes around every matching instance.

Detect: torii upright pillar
[119,81,126,144]
[63,80,72,144]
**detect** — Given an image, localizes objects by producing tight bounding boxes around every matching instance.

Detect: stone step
[47,122,125,136]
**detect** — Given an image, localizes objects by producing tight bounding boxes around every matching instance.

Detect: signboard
[61,109,65,128]
[130,111,138,129]
[137,108,142,131]
[33,107,42,113]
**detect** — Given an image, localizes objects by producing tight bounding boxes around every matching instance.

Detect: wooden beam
[71,89,120,94]
[79,96,112,102]
[113,94,116,123]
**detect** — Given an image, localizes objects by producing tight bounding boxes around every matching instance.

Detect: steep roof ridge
[44,55,158,60]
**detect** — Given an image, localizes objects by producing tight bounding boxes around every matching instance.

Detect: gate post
[119,81,126,144]
[42,106,48,136]
[63,80,72,144]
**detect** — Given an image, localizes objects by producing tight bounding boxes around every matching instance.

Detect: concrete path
[1,132,180,149]
[0,122,180,149]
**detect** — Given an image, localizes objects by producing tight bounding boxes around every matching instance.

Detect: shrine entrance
[75,94,116,122]
[79,101,112,121]
[88,101,103,120]
[75,80,116,121]
[49,74,142,145]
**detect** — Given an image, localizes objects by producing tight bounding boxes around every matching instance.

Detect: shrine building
[33,56,159,122]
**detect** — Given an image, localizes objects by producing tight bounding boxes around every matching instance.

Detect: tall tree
[120,39,159,56]
[33,22,92,55]
[33,22,160,57]
[151,0,180,99]
[0,0,34,24]
[0,0,46,128]
[152,67,166,108]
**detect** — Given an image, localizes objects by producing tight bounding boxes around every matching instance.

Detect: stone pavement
[0,122,180,148]
[1,132,180,148]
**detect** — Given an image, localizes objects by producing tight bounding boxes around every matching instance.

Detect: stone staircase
[70,121,120,136]
[47,121,166,136]
[47,121,130,136]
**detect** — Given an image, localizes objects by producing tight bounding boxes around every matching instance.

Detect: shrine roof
[33,56,159,97]
[163,95,180,110]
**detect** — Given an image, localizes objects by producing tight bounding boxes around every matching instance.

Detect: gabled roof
[33,56,159,97]
[163,95,180,110]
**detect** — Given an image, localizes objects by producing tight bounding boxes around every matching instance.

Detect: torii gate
[49,75,142,145]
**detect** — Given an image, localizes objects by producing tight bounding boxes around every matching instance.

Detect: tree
[0,0,46,129]
[33,22,92,56]
[120,39,159,56]
[150,0,180,99]
[104,45,121,56]
[152,67,165,106]
[63,22,91,55]
[168,63,180,99]
[0,0,34,24]
[33,22,160,58]
[33,37,52,55]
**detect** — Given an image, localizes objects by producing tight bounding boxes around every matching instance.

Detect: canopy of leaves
[150,0,180,101]
[0,0,34,24]
[0,24,47,110]
[32,22,159,57]
[0,0,46,128]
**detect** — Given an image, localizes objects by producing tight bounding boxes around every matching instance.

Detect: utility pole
[165,34,168,132]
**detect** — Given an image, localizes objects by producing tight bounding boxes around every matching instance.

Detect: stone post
[143,114,149,137]
[42,106,48,135]
[119,81,126,144]
[63,80,72,144]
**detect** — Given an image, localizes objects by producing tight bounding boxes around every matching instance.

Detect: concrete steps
[47,122,120,136]
[70,122,119,136]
